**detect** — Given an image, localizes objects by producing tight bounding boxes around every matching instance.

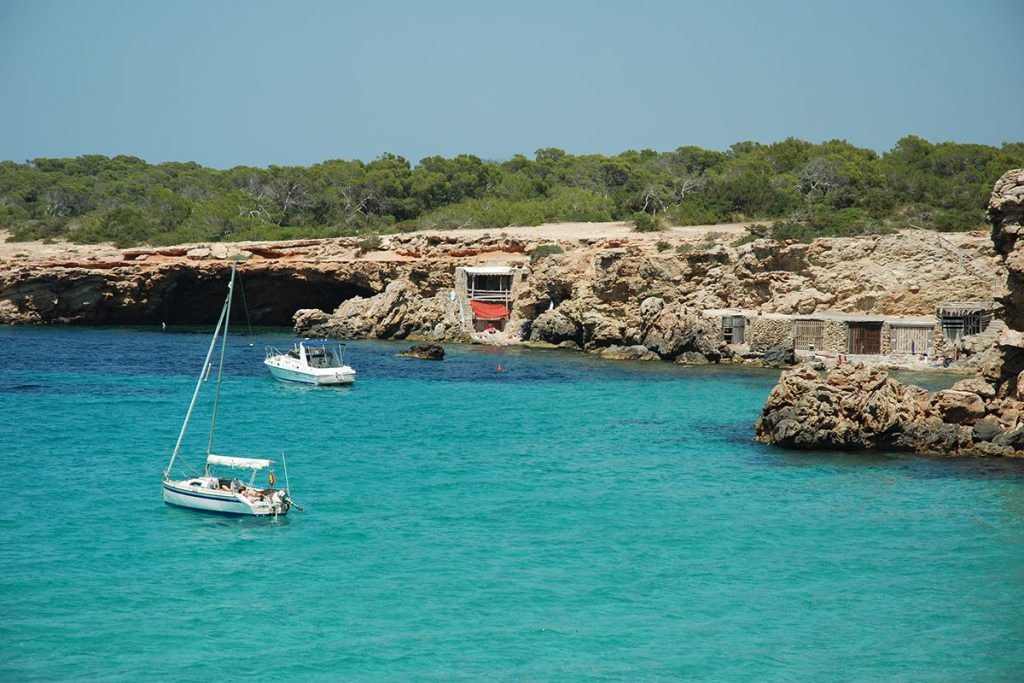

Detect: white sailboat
[162,263,295,517]
[264,340,356,385]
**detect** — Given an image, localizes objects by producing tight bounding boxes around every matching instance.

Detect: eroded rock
[600,344,660,361]
[398,343,445,360]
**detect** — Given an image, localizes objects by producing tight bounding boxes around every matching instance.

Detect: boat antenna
[281,451,291,496]
[280,451,303,512]
[206,261,238,458]
[165,273,231,479]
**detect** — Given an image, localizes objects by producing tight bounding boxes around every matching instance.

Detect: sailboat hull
[162,481,289,517]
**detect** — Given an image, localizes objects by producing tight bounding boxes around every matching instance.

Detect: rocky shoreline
[757,169,1024,458]
[0,219,1005,368]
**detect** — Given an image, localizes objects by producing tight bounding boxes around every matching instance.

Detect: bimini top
[300,340,345,347]
[207,454,274,470]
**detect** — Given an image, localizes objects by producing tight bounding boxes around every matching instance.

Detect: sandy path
[403,221,752,242]
[0,232,122,261]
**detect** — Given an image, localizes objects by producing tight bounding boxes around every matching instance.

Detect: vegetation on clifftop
[1,136,1021,247]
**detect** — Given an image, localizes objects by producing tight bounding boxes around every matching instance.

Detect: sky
[0,0,1021,169]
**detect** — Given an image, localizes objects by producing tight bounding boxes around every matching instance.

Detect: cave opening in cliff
[133,269,375,326]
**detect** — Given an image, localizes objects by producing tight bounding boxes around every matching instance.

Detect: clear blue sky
[1,0,1021,168]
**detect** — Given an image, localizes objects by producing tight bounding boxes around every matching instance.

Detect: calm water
[1,327,1023,681]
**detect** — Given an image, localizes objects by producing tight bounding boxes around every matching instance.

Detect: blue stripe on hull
[163,499,258,517]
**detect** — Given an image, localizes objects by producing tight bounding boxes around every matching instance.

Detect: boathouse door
[891,325,933,354]
[722,316,745,344]
[793,319,824,351]
[849,322,882,354]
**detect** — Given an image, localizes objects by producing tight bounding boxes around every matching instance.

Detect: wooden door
[849,323,882,354]
[722,316,745,344]
[891,326,932,354]
[793,320,823,350]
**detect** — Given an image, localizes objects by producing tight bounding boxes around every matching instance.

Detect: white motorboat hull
[163,480,289,517]
[264,358,356,385]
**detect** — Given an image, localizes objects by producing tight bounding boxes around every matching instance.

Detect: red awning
[470,300,509,320]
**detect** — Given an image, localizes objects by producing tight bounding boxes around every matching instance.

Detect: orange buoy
[496,364,503,372]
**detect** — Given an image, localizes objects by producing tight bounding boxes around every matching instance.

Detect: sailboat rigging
[162,261,294,516]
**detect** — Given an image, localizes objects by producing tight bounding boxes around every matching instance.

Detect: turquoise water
[2,327,1023,681]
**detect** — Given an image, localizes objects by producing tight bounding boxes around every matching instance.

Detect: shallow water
[1,327,1022,681]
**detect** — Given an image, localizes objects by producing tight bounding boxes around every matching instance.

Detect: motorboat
[264,340,356,385]
[162,262,296,517]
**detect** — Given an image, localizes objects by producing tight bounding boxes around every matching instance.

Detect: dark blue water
[1,327,1022,681]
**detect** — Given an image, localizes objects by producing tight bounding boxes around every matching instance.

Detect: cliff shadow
[128,267,374,326]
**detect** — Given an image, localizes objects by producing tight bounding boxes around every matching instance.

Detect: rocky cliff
[297,228,1000,360]
[757,169,1024,458]
[0,224,1003,357]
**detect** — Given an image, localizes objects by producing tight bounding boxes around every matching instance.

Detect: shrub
[934,208,984,232]
[656,241,671,252]
[355,235,382,255]
[675,243,695,254]
[632,211,663,232]
[666,199,721,226]
[9,217,70,242]
[732,223,769,246]
[530,243,564,263]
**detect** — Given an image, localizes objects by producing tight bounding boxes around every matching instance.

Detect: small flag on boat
[269,471,275,486]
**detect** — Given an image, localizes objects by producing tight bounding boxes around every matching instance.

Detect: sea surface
[1,326,1023,681]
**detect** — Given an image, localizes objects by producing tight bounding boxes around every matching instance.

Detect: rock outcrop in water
[397,343,445,360]
[754,363,1024,456]
[757,169,1024,458]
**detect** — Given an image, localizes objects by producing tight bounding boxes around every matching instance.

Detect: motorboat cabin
[264,340,356,385]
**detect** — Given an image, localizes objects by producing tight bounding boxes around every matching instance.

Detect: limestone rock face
[293,308,330,333]
[529,309,580,345]
[931,390,987,425]
[296,278,455,341]
[641,306,702,358]
[949,377,996,400]
[756,364,932,450]
[991,169,1024,331]
[761,344,797,367]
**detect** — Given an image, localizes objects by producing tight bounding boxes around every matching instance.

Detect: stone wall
[880,322,892,354]
[819,320,848,354]
[745,316,793,353]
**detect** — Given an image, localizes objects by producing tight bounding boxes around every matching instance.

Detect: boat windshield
[301,342,346,368]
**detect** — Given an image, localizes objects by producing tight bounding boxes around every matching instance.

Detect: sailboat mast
[206,262,237,457]
[165,280,231,479]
